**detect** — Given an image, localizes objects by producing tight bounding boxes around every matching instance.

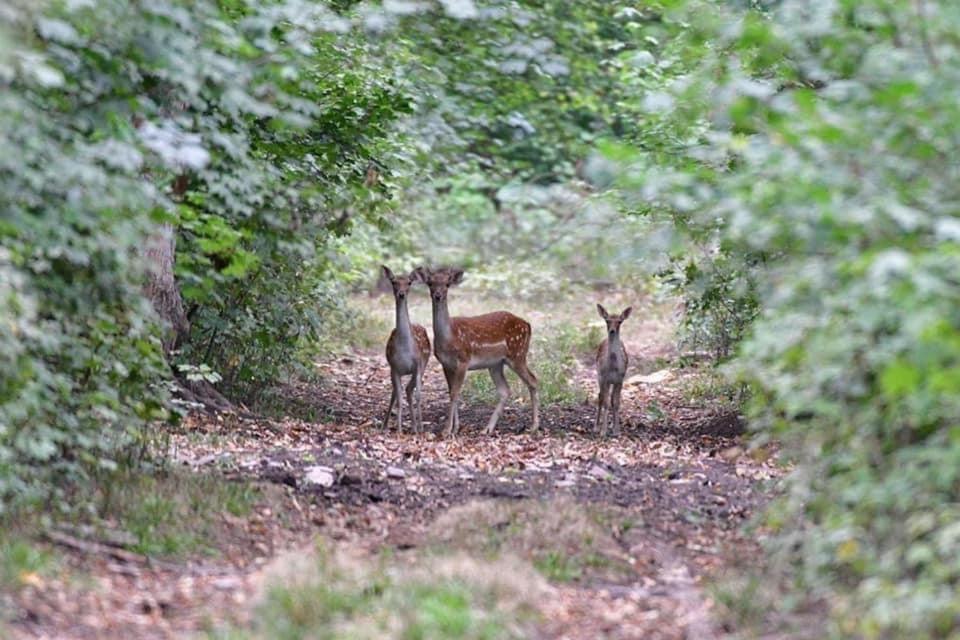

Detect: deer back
[437,311,531,370]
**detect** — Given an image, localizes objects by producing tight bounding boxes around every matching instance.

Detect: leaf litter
[8,298,783,640]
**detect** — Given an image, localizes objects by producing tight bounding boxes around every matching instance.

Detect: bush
[0,2,170,507]
[0,0,413,507]
[618,1,960,636]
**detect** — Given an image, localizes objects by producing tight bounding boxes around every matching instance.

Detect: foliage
[0,0,414,505]
[612,0,960,636]
[1,1,170,507]
[342,0,690,290]
[171,20,413,398]
[376,0,670,182]
[658,250,760,361]
[373,178,655,291]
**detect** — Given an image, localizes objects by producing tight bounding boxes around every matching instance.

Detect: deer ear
[449,268,465,285]
[621,306,632,321]
[409,269,424,284]
[413,266,428,282]
[596,303,609,320]
[381,265,395,282]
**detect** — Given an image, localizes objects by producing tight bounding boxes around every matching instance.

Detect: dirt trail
[8,293,782,639]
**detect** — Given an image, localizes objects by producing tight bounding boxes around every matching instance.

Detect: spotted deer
[415,267,539,437]
[595,304,632,437]
[382,266,432,433]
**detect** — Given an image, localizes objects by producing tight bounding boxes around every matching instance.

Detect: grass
[710,573,768,631]
[0,468,260,568]
[707,569,828,640]
[426,498,633,584]
[91,469,259,557]
[212,545,544,639]
[0,468,262,632]
[529,321,599,405]
[0,535,57,589]
[532,550,582,582]
[215,498,637,638]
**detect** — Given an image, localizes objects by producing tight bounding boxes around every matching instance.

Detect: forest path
[9,290,782,639]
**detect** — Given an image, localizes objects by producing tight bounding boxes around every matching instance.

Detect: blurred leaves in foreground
[606,1,960,636]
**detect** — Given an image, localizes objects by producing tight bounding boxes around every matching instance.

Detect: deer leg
[392,370,405,433]
[407,363,424,434]
[415,364,426,433]
[612,382,623,436]
[443,364,467,438]
[382,376,398,430]
[509,359,539,433]
[442,366,455,436]
[405,373,417,433]
[595,381,608,436]
[453,364,468,437]
[484,363,512,435]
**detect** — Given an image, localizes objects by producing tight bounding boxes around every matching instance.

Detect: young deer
[382,266,432,433]
[416,267,539,438]
[595,304,632,437]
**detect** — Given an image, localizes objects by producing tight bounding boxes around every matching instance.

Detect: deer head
[415,266,464,304]
[597,304,632,337]
[382,265,422,301]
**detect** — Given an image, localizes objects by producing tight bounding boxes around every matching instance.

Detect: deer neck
[431,298,455,347]
[394,296,413,346]
[607,332,622,355]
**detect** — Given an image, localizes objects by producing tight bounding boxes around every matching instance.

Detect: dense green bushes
[615,1,960,635]
[1,2,170,505]
[0,0,411,507]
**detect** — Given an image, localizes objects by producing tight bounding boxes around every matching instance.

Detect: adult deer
[382,266,432,433]
[416,267,539,437]
[595,304,632,438]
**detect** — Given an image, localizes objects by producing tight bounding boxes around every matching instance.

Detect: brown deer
[415,267,539,437]
[595,304,632,437]
[382,266,432,433]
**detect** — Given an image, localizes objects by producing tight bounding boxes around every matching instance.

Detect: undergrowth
[0,469,260,567]
[91,469,259,556]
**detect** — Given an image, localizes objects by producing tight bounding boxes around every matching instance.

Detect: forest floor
[6,288,783,639]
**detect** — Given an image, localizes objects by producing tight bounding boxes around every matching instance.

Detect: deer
[381,266,432,433]
[415,266,539,438]
[595,304,632,437]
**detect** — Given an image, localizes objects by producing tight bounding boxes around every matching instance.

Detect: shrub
[617,1,960,636]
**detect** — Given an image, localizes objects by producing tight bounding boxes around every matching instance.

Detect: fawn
[382,266,432,433]
[595,304,632,437]
[416,266,539,437]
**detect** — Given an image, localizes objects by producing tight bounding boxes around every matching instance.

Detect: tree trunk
[143,222,234,413]
[144,223,189,354]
